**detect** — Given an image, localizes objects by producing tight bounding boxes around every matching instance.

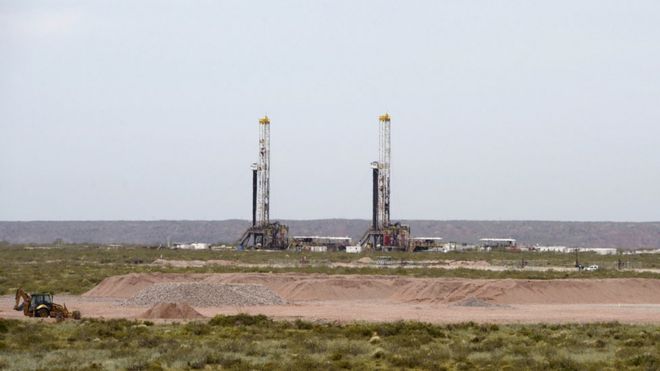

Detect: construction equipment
[14,288,81,320]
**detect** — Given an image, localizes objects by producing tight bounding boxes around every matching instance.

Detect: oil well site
[2,114,660,370]
[3,115,660,325]
[2,115,660,328]
[3,1,660,369]
[237,114,418,252]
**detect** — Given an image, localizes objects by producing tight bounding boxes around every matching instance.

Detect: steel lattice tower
[238,115,289,250]
[378,113,391,229]
[257,115,270,226]
[359,113,411,251]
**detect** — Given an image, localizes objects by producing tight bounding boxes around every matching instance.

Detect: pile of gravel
[452,297,506,308]
[124,283,287,307]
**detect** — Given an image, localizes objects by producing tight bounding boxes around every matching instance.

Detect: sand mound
[86,273,660,305]
[205,274,399,301]
[391,279,515,303]
[205,274,660,304]
[124,282,287,307]
[139,303,205,319]
[83,273,209,298]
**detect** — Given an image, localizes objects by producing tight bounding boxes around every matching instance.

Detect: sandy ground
[3,273,660,324]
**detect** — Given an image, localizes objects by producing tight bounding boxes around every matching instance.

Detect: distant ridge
[1,220,659,249]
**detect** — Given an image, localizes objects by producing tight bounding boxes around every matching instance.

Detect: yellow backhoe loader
[14,288,81,320]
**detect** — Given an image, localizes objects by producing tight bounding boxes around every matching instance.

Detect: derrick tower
[377,113,391,228]
[256,115,270,226]
[237,116,289,249]
[359,114,411,251]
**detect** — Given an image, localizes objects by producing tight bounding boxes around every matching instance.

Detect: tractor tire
[37,308,49,318]
[72,310,81,320]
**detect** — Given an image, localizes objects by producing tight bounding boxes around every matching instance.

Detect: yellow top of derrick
[379,113,391,122]
[259,115,270,125]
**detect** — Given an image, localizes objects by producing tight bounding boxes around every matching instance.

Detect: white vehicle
[585,265,599,271]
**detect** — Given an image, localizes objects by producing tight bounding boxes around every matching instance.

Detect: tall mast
[359,112,411,251]
[378,113,391,228]
[238,115,288,250]
[257,115,270,226]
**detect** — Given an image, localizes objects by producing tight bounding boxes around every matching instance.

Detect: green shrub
[184,322,211,336]
[209,313,272,327]
[0,320,10,333]
[626,352,659,368]
[0,314,657,370]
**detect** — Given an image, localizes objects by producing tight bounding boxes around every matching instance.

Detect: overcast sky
[1,1,659,222]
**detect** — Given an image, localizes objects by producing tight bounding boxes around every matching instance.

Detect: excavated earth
[2,273,660,323]
[139,303,205,319]
[124,282,286,307]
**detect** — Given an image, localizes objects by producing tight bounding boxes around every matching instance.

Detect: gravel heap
[124,283,286,307]
[452,297,504,308]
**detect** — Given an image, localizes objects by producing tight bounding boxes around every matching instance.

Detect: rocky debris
[452,297,507,308]
[124,282,287,307]
[139,303,205,319]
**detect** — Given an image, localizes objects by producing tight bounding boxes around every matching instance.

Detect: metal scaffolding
[257,115,270,226]
[377,113,391,228]
[238,116,289,249]
[359,114,411,251]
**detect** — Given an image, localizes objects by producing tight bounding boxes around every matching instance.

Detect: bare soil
[3,273,660,323]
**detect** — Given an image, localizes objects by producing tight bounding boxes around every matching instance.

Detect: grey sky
[1,1,659,222]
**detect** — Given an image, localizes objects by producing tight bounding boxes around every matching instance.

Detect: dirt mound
[209,274,660,304]
[391,279,516,303]
[139,303,205,319]
[490,278,660,304]
[83,273,208,298]
[124,282,287,307]
[85,273,660,305]
[204,273,400,301]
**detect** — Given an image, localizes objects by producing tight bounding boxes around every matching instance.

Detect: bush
[0,313,657,370]
[0,320,9,334]
[184,322,211,336]
[209,313,272,327]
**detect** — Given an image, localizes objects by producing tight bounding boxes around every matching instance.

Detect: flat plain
[1,245,659,370]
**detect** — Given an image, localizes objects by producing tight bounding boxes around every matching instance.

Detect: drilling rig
[237,116,289,249]
[359,114,411,251]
